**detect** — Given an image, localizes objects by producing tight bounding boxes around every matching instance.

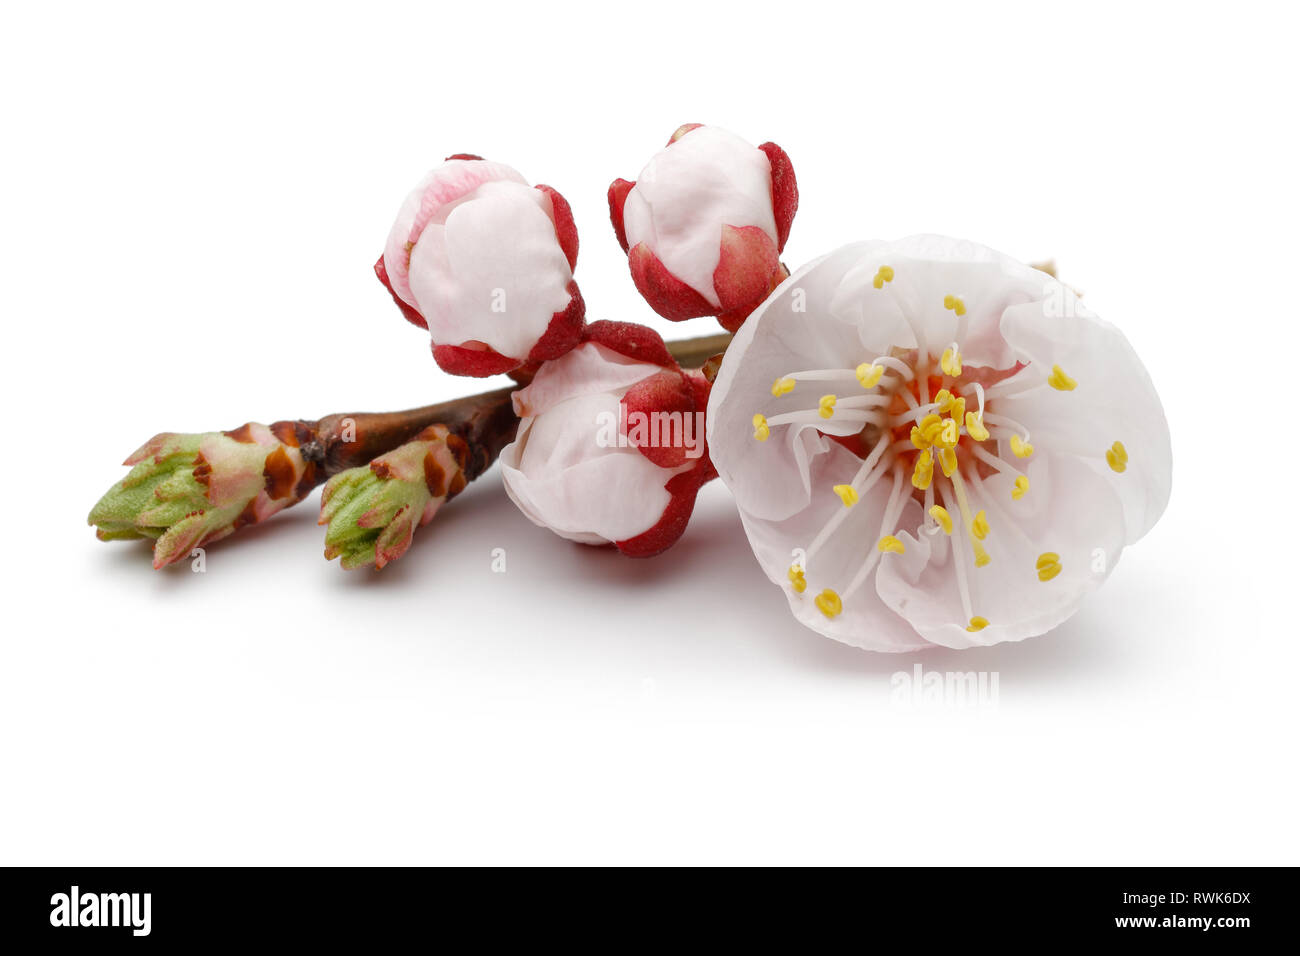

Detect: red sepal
[758,142,798,252]
[431,341,520,378]
[717,262,788,334]
[581,320,678,368]
[620,369,695,468]
[374,254,427,330]
[432,283,585,377]
[607,178,634,253]
[713,224,780,313]
[628,242,720,322]
[526,282,585,363]
[536,184,579,271]
[444,153,485,161]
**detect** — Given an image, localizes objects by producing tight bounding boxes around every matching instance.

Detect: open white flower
[707,236,1172,650]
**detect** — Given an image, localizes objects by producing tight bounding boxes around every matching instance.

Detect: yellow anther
[1106,440,1128,473]
[940,346,963,377]
[965,616,989,632]
[949,397,966,422]
[1047,364,1077,391]
[1036,552,1062,582]
[971,510,990,540]
[973,543,991,567]
[878,535,906,555]
[910,425,929,451]
[771,376,796,397]
[1010,434,1034,458]
[752,413,770,441]
[929,505,953,534]
[938,447,958,478]
[833,483,859,508]
[818,394,837,419]
[943,294,967,317]
[872,265,895,289]
[814,588,842,618]
[920,413,945,446]
[911,449,934,490]
[934,388,954,411]
[937,418,959,448]
[965,411,990,442]
[1011,475,1029,500]
[856,363,884,388]
[788,564,807,593]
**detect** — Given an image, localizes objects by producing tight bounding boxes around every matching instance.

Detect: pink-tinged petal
[758,142,798,252]
[667,123,702,145]
[621,369,695,468]
[607,178,634,253]
[431,340,521,378]
[374,254,427,329]
[581,319,678,369]
[614,469,704,557]
[382,159,527,306]
[412,180,573,360]
[445,153,484,161]
[535,184,579,271]
[525,281,585,363]
[628,242,720,322]
[713,223,781,313]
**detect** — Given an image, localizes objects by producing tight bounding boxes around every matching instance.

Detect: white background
[2,0,1296,865]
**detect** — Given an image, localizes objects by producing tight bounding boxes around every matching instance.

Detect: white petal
[382,160,526,307]
[996,297,1172,544]
[622,127,778,306]
[408,181,572,359]
[875,453,1127,648]
[829,235,1048,369]
[736,455,929,652]
[500,392,674,544]
[512,343,665,419]
[707,242,890,522]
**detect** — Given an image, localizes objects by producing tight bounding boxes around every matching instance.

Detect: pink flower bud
[500,322,715,557]
[608,126,798,333]
[376,155,585,377]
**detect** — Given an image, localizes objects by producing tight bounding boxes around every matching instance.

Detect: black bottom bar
[0,866,1287,945]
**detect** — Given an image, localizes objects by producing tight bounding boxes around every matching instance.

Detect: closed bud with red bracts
[376,155,585,377]
[500,321,715,557]
[608,125,798,333]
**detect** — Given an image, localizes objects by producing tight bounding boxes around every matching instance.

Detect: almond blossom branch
[88,332,731,569]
